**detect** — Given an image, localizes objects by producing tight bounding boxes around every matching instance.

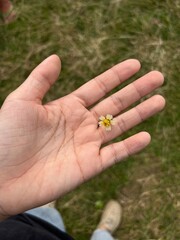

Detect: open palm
[0,55,165,218]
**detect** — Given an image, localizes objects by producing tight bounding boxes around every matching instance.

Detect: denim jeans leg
[90,229,114,240]
[26,206,66,232]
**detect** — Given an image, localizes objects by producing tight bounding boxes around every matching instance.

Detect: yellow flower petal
[106,114,113,120]
[111,119,116,125]
[98,121,104,126]
[105,126,112,131]
[99,116,105,121]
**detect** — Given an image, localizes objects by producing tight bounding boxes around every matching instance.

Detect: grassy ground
[0,0,179,239]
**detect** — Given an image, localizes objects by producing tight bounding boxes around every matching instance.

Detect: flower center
[103,119,111,127]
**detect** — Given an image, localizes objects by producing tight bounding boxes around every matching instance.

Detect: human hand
[0,55,165,219]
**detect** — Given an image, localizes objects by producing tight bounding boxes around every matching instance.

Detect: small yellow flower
[98,114,116,131]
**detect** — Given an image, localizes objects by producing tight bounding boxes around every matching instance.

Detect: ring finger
[91,71,164,119]
[98,94,165,144]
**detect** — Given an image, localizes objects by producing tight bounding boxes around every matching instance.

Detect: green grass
[0,0,179,239]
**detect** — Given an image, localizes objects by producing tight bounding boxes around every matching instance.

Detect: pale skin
[0,55,165,221]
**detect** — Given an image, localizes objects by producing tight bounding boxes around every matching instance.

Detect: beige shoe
[42,201,56,208]
[97,200,122,233]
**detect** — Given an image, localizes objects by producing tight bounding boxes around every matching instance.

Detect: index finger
[72,59,141,107]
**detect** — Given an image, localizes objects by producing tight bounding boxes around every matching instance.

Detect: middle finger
[91,71,164,118]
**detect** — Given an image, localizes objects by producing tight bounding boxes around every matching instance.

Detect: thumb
[9,55,61,103]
